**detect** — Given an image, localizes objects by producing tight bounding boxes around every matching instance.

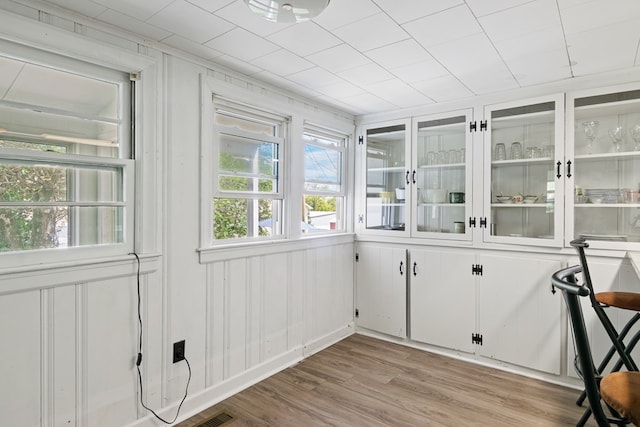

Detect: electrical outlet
[173,340,185,363]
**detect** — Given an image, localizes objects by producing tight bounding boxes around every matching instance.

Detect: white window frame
[0,47,135,269]
[205,95,288,245]
[302,123,348,234]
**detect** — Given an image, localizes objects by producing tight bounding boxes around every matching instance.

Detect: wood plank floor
[177,334,597,426]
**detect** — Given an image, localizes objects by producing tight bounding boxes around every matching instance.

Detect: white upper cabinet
[412,109,474,240]
[482,94,565,247]
[566,85,640,250]
[357,119,412,237]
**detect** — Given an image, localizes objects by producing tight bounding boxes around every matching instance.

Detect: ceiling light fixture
[244,0,330,24]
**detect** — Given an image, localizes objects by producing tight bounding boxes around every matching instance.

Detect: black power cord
[130,252,191,424]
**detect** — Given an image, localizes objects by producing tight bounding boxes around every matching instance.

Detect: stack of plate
[585,188,620,204]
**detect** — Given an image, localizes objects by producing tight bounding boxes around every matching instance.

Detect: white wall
[0,4,356,427]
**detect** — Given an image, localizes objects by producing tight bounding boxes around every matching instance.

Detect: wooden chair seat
[600,371,640,426]
[596,292,640,312]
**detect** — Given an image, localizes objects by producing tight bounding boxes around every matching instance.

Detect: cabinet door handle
[413,262,417,276]
[399,261,404,276]
[412,170,416,184]
[405,171,410,185]
[566,160,572,178]
[556,161,562,179]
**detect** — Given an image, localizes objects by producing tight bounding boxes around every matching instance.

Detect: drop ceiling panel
[478,0,562,43]
[389,59,449,84]
[365,40,436,70]
[305,44,370,74]
[372,0,464,24]
[560,0,640,35]
[162,35,225,61]
[214,0,295,37]
[185,0,235,13]
[267,22,342,57]
[286,67,343,88]
[366,78,434,108]
[413,75,474,102]
[312,0,381,30]
[205,27,280,62]
[251,49,314,76]
[465,0,533,17]
[96,9,172,41]
[147,1,235,44]
[338,62,393,86]
[332,12,409,52]
[403,5,483,48]
[92,0,173,21]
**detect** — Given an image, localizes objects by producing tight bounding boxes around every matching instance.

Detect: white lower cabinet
[477,253,563,375]
[410,248,476,353]
[357,242,564,375]
[355,243,407,338]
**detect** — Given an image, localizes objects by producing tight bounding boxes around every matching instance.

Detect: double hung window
[211,98,286,242]
[303,125,347,233]
[0,52,133,260]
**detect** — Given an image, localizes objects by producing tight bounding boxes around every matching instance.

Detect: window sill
[0,253,161,296]
[198,233,355,264]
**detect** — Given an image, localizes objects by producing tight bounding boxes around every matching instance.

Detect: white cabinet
[355,243,407,338]
[482,94,566,247]
[566,85,640,250]
[410,248,476,353]
[477,253,562,374]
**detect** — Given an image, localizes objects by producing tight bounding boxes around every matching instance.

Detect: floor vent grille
[195,410,236,427]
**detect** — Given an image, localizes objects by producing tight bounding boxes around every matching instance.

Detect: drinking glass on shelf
[510,141,523,159]
[582,121,599,154]
[608,126,624,152]
[494,143,506,160]
[631,124,640,151]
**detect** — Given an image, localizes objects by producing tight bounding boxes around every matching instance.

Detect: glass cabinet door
[484,94,564,246]
[567,86,640,249]
[413,110,472,239]
[363,121,410,234]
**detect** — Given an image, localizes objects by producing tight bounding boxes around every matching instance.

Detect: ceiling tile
[567,19,640,75]
[493,26,567,60]
[213,0,295,37]
[251,49,314,76]
[507,48,572,86]
[413,75,474,102]
[560,0,640,35]
[147,0,235,43]
[403,4,482,48]
[339,92,397,114]
[267,22,342,57]
[389,59,449,83]
[458,62,520,94]
[285,67,343,88]
[479,0,561,43]
[373,0,463,24]
[305,44,370,73]
[92,0,174,21]
[252,70,321,98]
[185,0,235,13]
[465,0,533,18]
[314,79,367,99]
[205,27,280,61]
[312,0,381,30]
[366,78,435,108]
[332,12,409,52]
[366,39,435,69]
[96,9,172,41]
[338,62,394,86]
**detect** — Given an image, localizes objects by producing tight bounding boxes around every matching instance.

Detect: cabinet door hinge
[469,217,476,228]
[472,264,483,276]
[355,308,359,318]
[480,120,488,131]
[469,121,477,132]
[358,214,364,223]
[480,217,487,228]
[472,333,483,345]
[355,252,359,262]
[358,135,364,145]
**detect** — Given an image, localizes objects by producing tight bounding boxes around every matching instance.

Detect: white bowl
[425,189,447,203]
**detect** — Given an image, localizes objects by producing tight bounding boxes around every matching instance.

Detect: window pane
[302,132,340,147]
[303,195,344,232]
[304,144,341,192]
[0,206,123,251]
[0,163,123,202]
[213,198,282,240]
[219,134,279,194]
